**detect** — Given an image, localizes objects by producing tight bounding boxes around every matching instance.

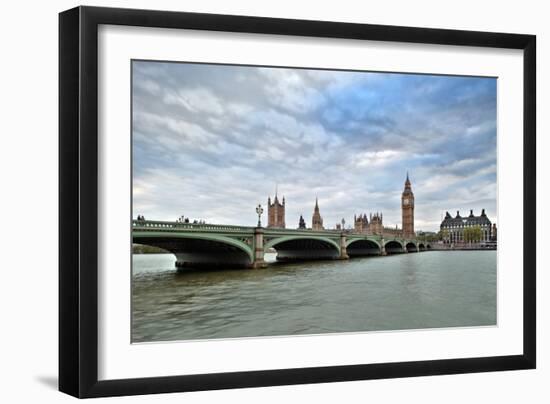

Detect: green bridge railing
[132,220,254,232]
[132,220,425,241]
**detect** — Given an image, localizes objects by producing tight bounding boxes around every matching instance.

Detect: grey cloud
[132,61,497,231]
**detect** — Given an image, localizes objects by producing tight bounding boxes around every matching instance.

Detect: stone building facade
[267,192,285,228]
[354,213,369,233]
[440,209,496,243]
[369,213,383,235]
[354,213,385,235]
[382,226,402,237]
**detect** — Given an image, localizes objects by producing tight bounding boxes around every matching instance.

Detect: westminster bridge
[133,220,431,269]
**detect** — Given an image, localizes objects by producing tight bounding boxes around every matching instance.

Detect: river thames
[131,251,496,343]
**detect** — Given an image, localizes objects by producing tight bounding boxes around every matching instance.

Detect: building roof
[441,209,492,227]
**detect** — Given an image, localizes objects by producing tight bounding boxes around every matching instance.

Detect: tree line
[417,225,484,243]
[132,244,169,254]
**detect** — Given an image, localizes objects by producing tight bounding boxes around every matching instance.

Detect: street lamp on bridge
[256,204,264,227]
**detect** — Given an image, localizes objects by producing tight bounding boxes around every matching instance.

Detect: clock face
[403,198,409,205]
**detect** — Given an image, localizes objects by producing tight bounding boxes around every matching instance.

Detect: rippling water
[131,251,496,342]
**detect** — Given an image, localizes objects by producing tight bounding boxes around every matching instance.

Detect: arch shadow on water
[268,237,340,262]
[406,242,419,253]
[346,239,381,257]
[385,240,404,254]
[133,235,253,269]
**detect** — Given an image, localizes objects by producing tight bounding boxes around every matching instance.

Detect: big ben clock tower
[402,172,415,238]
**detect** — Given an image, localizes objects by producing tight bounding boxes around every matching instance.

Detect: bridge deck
[132,220,430,268]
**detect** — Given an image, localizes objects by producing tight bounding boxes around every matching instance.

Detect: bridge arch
[405,241,418,252]
[346,239,382,256]
[133,231,254,268]
[265,235,341,261]
[418,243,426,251]
[384,239,404,254]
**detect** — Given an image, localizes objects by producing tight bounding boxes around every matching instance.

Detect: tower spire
[312,196,323,230]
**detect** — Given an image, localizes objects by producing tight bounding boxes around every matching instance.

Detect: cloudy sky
[132,61,497,232]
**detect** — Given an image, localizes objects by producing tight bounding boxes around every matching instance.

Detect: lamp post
[341,218,345,231]
[256,204,264,227]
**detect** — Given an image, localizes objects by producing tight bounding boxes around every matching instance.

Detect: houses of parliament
[267,173,415,237]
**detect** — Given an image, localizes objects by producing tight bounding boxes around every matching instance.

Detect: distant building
[312,198,324,230]
[382,225,402,237]
[369,213,383,235]
[267,190,285,228]
[440,209,496,243]
[354,214,369,233]
[353,173,414,238]
[298,215,306,229]
[353,212,384,235]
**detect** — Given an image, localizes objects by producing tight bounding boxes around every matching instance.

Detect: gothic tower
[267,187,285,228]
[312,197,324,230]
[370,212,383,235]
[354,213,369,233]
[401,172,415,238]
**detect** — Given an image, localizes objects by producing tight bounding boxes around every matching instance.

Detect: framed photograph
[59,6,536,398]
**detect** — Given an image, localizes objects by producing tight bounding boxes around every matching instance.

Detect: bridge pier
[380,238,387,256]
[338,233,349,260]
[251,227,267,269]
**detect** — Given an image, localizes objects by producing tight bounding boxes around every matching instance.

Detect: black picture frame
[59,5,536,398]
